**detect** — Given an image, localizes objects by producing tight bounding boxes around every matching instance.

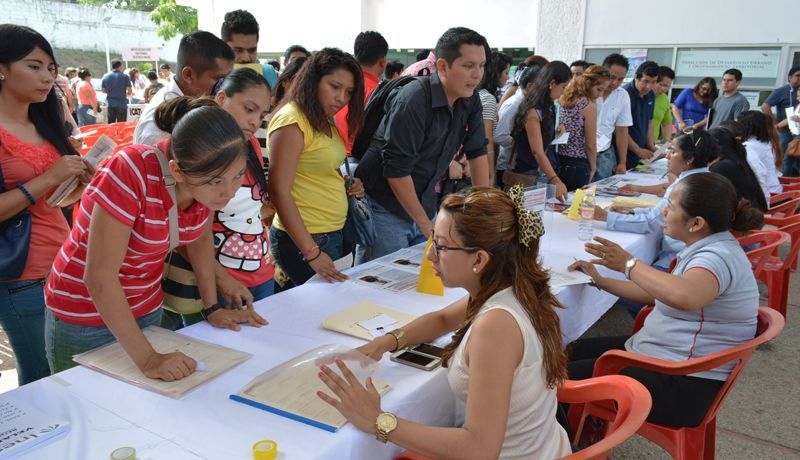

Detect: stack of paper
[0,398,69,458]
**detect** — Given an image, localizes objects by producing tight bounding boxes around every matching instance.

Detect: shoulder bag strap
[152,146,179,250]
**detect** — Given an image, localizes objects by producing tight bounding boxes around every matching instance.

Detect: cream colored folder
[322,300,417,341]
[612,196,661,209]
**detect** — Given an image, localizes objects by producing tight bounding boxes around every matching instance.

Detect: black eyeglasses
[430,230,478,256]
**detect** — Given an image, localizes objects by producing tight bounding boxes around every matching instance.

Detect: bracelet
[306,248,322,263]
[16,184,36,205]
[201,303,226,321]
[302,245,319,261]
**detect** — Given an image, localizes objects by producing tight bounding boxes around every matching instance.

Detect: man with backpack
[354,27,490,262]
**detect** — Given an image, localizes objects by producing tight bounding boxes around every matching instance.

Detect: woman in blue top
[568,172,762,427]
[671,77,718,132]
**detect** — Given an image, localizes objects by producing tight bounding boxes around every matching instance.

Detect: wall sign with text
[675,49,780,79]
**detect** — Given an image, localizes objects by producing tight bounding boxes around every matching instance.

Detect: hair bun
[732,198,764,233]
[154,96,217,134]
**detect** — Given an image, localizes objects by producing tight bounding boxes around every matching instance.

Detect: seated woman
[708,127,768,213]
[568,172,762,427]
[593,130,715,273]
[315,186,571,459]
[45,97,266,380]
[738,111,783,196]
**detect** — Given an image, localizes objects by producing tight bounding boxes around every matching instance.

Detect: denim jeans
[269,227,343,287]
[44,307,162,373]
[557,155,591,191]
[77,104,96,127]
[0,279,51,385]
[594,145,617,180]
[355,197,428,264]
[780,131,799,177]
[106,106,127,124]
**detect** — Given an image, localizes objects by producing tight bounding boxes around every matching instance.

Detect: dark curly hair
[288,48,365,138]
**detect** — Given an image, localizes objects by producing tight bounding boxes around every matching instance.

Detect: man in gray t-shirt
[709,68,750,129]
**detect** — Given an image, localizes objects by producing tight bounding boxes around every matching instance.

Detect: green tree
[78,0,197,41]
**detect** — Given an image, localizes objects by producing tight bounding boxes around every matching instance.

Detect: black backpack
[350,75,432,161]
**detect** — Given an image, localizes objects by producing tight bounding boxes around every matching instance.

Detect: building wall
[3,0,181,62]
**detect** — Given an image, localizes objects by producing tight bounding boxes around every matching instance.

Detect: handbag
[151,146,204,314]
[0,153,33,281]
[786,138,800,159]
[342,159,377,247]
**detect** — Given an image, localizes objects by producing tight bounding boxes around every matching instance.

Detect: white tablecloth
[12,165,667,459]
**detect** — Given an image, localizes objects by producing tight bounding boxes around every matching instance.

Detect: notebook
[0,398,69,458]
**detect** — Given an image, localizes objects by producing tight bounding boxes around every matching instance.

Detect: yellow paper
[612,196,661,209]
[233,62,264,75]
[566,188,586,220]
[416,236,444,296]
[321,300,417,341]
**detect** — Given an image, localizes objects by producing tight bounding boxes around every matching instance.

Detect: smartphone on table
[390,347,442,371]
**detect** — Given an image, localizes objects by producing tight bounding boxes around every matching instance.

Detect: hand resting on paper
[206,308,267,331]
[142,350,197,382]
[317,358,383,433]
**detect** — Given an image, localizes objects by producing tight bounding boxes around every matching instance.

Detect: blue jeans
[77,104,96,127]
[780,131,799,177]
[0,279,50,385]
[44,307,162,373]
[557,155,591,191]
[595,145,617,180]
[269,227,343,287]
[355,198,428,263]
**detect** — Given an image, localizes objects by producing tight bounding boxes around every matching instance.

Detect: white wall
[3,0,182,61]
[183,0,537,53]
[536,0,585,62]
[584,0,800,46]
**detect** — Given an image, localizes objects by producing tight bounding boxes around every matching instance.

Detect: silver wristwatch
[624,257,639,280]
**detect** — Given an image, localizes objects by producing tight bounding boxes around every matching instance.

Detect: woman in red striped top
[45,97,266,382]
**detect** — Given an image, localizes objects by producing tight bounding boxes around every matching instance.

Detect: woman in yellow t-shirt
[268,48,365,287]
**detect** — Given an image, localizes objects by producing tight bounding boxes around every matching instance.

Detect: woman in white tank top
[317,186,572,459]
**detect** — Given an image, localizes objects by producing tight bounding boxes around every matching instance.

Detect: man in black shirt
[356,27,490,262]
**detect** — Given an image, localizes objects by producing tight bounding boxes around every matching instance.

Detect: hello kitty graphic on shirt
[214,183,267,272]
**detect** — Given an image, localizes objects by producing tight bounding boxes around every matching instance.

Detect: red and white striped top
[45,140,210,326]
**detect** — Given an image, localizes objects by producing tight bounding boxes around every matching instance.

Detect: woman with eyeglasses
[568,172,762,428]
[315,186,571,459]
[593,131,715,316]
[671,77,718,132]
[44,96,266,381]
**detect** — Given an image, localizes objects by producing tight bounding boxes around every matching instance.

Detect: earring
[472,266,478,273]
[0,75,5,80]
[689,228,694,233]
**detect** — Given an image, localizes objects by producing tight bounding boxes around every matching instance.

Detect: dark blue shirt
[101,70,131,108]
[624,81,655,169]
[356,71,487,221]
[764,84,799,124]
[512,104,556,174]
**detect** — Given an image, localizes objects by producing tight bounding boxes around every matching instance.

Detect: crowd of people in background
[0,9,797,457]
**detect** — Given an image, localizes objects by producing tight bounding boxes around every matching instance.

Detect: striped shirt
[45,140,210,326]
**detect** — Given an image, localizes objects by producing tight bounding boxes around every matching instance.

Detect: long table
[10,165,667,459]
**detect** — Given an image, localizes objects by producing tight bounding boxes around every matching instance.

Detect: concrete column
[535,0,587,63]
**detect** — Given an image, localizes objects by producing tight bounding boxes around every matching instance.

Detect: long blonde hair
[439,187,567,388]
[560,64,610,108]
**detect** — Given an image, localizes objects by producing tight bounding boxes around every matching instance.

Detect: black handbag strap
[343,157,354,188]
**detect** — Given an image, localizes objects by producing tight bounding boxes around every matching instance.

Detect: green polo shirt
[653,93,673,140]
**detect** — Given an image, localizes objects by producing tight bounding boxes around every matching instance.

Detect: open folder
[321,300,417,341]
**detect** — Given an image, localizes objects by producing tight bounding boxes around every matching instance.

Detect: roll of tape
[252,439,278,460]
[110,446,136,460]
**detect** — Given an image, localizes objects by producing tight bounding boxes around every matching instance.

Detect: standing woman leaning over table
[267,48,365,288]
[0,24,94,385]
[317,186,571,459]
[503,61,571,200]
[44,97,265,380]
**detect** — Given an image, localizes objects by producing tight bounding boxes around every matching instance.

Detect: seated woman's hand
[356,335,397,361]
[583,236,633,273]
[207,308,268,331]
[142,351,196,381]
[317,358,383,433]
[568,259,601,281]
[618,184,639,194]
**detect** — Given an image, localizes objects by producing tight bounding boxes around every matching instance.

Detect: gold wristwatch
[375,412,398,443]
[387,328,408,351]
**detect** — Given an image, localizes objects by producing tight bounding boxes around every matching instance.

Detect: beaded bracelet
[16,184,36,205]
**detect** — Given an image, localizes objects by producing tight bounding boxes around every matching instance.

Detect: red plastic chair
[767,191,800,218]
[573,306,784,460]
[750,225,800,319]
[763,213,800,272]
[394,376,652,460]
[560,376,652,460]
[737,231,789,277]
[779,176,800,185]
[778,182,800,192]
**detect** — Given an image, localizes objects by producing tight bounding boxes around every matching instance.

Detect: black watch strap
[201,303,225,321]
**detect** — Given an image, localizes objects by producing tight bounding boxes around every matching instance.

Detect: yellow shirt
[268,102,347,234]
